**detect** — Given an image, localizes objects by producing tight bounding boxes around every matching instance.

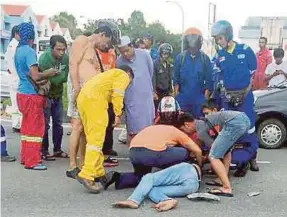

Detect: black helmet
[158,43,173,55]
[98,20,121,45]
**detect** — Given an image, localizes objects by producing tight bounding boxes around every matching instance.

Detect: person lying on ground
[113,162,201,212]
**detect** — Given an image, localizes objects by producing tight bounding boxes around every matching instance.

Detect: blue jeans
[42,98,63,154]
[128,163,200,204]
[209,113,250,159]
[116,147,190,189]
[1,125,8,156]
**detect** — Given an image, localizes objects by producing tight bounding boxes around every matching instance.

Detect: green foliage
[81,10,181,55]
[52,12,82,39]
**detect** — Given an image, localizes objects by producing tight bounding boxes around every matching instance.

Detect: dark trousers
[42,98,63,154]
[103,103,115,152]
[115,147,189,189]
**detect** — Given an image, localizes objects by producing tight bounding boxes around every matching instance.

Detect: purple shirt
[117,49,155,134]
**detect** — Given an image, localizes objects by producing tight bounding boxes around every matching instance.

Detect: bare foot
[154,199,178,212]
[113,200,139,209]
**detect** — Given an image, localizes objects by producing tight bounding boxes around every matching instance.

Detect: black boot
[249,159,259,171]
[234,163,250,177]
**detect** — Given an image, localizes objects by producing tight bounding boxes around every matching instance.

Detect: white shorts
[67,76,80,119]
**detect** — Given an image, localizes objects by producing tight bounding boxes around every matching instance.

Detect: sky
[3,0,287,39]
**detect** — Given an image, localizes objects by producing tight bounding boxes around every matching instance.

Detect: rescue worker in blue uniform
[173,27,213,118]
[211,20,259,173]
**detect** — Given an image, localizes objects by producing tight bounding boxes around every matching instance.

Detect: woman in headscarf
[14,22,58,170]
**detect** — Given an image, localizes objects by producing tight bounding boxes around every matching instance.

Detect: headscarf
[17,22,35,47]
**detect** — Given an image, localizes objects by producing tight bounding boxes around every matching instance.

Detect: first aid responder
[173,27,213,118]
[76,65,134,193]
[211,20,259,172]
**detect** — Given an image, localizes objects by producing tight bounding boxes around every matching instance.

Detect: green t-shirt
[38,48,69,98]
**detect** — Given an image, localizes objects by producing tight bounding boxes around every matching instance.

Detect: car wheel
[257,118,286,149]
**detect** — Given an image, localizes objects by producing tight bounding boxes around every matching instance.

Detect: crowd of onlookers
[2,18,287,212]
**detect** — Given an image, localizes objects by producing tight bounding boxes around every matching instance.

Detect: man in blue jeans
[1,125,16,162]
[39,35,69,160]
[103,124,202,190]
[177,111,250,197]
[113,162,201,212]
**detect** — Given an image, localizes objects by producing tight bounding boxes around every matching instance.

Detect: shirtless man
[66,20,120,178]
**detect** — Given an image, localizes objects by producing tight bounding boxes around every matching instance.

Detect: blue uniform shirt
[214,42,257,90]
[14,45,38,94]
[173,50,213,117]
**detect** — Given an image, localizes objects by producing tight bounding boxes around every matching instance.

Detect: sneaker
[25,164,47,170]
[234,163,250,177]
[66,167,81,179]
[77,176,103,193]
[1,155,16,162]
[187,193,220,202]
[12,128,20,133]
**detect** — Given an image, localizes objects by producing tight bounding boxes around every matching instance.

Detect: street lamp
[166,0,185,52]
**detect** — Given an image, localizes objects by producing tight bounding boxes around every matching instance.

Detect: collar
[227,41,236,54]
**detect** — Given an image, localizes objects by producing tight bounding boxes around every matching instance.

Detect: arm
[173,54,181,95]
[246,46,257,77]
[49,56,69,85]
[182,139,203,166]
[112,72,130,117]
[27,49,56,81]
[204,55,213,99]
[5,44,16,74]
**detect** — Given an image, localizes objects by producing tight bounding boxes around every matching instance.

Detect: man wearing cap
[116,36,155,144]
[67,20,121,179]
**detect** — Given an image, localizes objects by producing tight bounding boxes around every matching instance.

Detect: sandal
[66,167,81,179]
[208,188,234,197]
[25,164,47,171]
[53,151,69,158]
[206,180,223,187]
[104,157,119,167]
[42,153,56,161]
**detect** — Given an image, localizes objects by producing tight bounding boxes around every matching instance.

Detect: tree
[52,12,81,39]
[128,10,147,38]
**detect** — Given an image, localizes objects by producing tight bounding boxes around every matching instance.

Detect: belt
[193,164,201,182]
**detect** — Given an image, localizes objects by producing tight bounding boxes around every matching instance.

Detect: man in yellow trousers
[76,65,134,193]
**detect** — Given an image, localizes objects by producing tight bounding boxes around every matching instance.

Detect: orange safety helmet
[183,27,203,50]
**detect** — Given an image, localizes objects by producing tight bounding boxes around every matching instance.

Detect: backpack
[178,50,209,88]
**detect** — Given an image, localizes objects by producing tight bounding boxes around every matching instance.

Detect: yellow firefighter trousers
[77,93,108,181]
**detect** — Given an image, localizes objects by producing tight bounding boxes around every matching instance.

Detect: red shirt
[253,48,272,90]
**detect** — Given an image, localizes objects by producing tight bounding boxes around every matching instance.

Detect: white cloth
[5,38,19,82]
[265,61,287,87]
[118,36,131,47]
[5,38,22,129]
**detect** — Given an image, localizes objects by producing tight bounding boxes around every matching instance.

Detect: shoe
[67,131,71,136]
[104,157,119,167]
[103,149,118,156]
[100,171,120,190]
[12,128,20,133]
[1,155,16,162]
[77,176,103,193]
[25,164,47,170]
[249,159,259,172]
[234,163,250,177]
[42,153,56,161]
[66,167,81,179]
[118,139,127,144]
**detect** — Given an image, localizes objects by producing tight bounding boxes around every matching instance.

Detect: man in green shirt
[39,35,69,160]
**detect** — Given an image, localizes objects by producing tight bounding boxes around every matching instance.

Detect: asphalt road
[1,120,287,217]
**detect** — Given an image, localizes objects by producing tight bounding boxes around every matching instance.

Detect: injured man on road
[113,162,201,212]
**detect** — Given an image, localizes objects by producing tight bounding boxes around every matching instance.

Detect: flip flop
[205,180,223,187]
[208,189,234,197]
[187,193,221,202]
[53,151,69,158]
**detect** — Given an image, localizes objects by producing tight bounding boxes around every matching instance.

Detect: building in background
[61,27,73,45]
[50,21,62,35]
[239,17,287,56]
[36,15,52,37]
